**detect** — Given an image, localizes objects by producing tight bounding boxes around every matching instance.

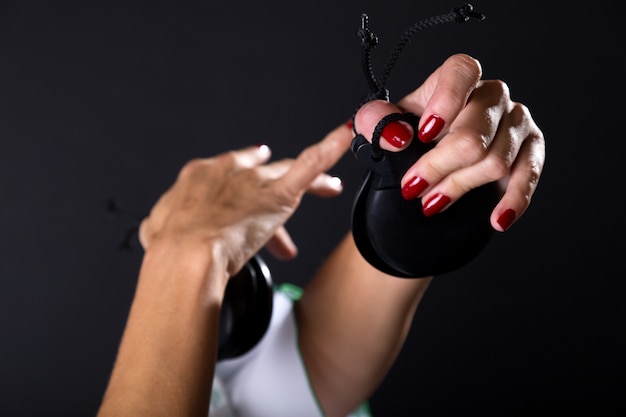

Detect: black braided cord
[352,3,485,138]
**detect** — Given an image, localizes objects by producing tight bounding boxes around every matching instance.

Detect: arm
[96,241,227,417]
[97,129,353,417]
[297,54,546,417]
[297,234,432,415]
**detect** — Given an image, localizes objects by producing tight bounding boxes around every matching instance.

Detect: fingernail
[418,114,445,143]
[346,119,354,130]
[422,193,451,217]
[496,208,516,231]
[256,144,271,156]
[381,121,413,149]
[329,176,343,190]
[401,176,429,200]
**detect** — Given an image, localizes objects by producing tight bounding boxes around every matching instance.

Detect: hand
[353,53,545,231]
[138,125,352,277]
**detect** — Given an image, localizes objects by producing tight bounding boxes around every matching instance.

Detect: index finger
[398,53,482,142]
[277,124,353,195]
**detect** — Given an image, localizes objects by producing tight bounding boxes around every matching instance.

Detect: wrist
[140,236,230,304]
[103,236,227,415]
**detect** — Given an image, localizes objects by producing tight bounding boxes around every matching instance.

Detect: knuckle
[298,145,325,171]
[447,175,473,195]
[179,150,242,181]
[509,101,531,125]
[449,53,483,82]
[237,166,264,185]
[282,189,302,208]
[355,100,391,135]
[506,102,543,145]
[525,147,544,189]
[482,153,511,182]
[272,181,302,210]
[474,79,511,108]
[219,150,239,167]
[453,126,490,162]
[178,158,206,179]
[527,165,542,189]
[486,79,511,100]
[421,157,448,181]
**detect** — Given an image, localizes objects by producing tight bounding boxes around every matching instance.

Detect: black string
[378,4,485,92]
[352,3,485,134]
[356,14,386,102]
[370,113,416,160]
[106,199,145,251]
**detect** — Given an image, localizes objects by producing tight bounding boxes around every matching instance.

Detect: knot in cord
[357,14,378,49]
[357,14,388,102]
[453,3,486,23]
[351,3,485,138]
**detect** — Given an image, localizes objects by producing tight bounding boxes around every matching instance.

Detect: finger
[264,226,298,260]
[256,158,292,179]
[178,144,272,180]
[397,53,482,143]
[419,103,543,222]
[308,174,343,197]
[400,80,508,198]
[490,113,545,231]
[257,160,343,197]
[353,54,482,152]
[277,124,352,196]
[227,144,272,169]
[353,100,415,152]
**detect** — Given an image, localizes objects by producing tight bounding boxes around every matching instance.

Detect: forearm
[97,240,228,417]
[296,233,432,417]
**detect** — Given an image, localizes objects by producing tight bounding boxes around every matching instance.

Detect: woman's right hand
[354,53,545,232]
[138,124,353,280]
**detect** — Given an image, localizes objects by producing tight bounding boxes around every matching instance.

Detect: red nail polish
[418,114,445,143]
[422,193,451,217]
[401,176,429,200]
[346,119,353,130]
[381,121,412,148]
[496,208,516,231]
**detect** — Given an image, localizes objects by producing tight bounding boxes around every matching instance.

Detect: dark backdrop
[1,0,624,416]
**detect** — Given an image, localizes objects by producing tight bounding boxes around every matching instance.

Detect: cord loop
[351,3,485,137]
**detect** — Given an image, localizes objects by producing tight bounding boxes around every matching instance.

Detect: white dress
[210,284,372,417]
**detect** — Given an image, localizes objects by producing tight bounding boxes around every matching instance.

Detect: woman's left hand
[138,126,352,278]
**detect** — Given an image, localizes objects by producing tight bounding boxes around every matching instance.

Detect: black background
[1,0,625,416]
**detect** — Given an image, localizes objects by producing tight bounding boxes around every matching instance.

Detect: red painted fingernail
[346,119,353,130]
[381,121,412,148]
[418,114,445,143]
[496,208,517,231]
[401,176,429,200]
[422,193,451,217]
